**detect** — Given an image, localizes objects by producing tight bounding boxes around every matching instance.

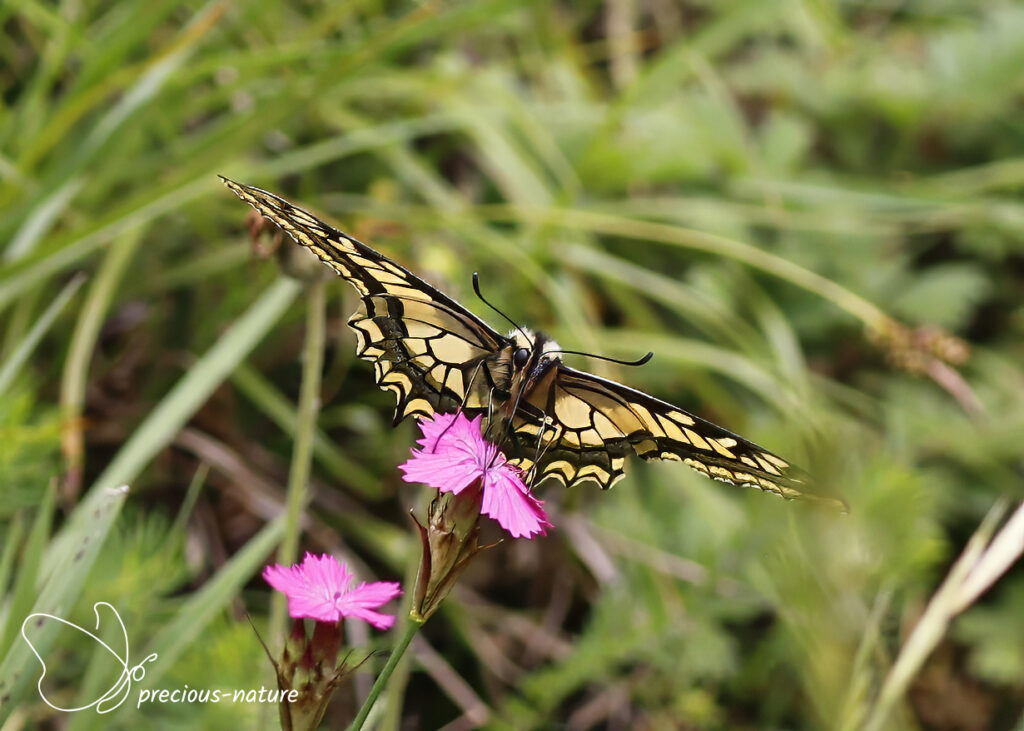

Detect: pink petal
[263,553,401,627]
[304,552,353,592]
[413,412,459,451]
[286,594,342,623]
[481,469,552,539]
[398,448,482,494]
[262,563,300,598]
[399,413,495,494]
[334,581,403,630]
[263,556,346,622]
[415,413,490,459]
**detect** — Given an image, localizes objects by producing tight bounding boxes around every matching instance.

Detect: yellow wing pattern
[509,363,840,507]
[221,178,507,423]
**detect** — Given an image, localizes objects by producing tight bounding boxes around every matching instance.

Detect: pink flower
[399,413,552,539]
[263,553,401,628]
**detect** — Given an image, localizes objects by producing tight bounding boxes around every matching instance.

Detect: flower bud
[410,484,486,622]
[269,619,350,731]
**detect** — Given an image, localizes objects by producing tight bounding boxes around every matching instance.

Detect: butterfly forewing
[508,363,824,502]
[221,178,508,422]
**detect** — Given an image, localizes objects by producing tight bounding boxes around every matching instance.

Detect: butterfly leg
[525,416,549,487]
[459,361,485,417]
[485,386,502,440]
[484,387,503,466]
[524,411,562,488]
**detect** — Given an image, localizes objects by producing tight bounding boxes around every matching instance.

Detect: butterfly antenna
[472,273,532,344]
[550,349,654,367]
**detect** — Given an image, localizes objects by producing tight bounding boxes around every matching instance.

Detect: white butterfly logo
[21,602,158,713]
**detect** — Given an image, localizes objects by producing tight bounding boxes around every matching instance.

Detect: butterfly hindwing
[508,363,817,501]
[221,178,508,422]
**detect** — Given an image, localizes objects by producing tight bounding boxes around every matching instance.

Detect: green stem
[379,550,426,729]
[270,278,327,641]
[348,618,424,731]
[61,227,140,501]
[280,278,327,566]
[0,273,85,398]
[261,280,326,731]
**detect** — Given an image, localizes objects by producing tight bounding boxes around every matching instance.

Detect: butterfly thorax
[496,329,562,423]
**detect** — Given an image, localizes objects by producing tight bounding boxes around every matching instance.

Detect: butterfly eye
[513,347,530,369]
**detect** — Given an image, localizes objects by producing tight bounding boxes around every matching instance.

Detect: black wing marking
[508,362,840,506]
[221,178,509,422]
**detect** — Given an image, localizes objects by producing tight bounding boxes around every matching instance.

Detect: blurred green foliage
[1,0,1023,728]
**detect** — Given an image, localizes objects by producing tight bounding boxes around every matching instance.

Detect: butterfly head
[510,328,562,367]
[505,329,563,397]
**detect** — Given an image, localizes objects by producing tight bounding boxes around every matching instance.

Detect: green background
[1,1,1023,728]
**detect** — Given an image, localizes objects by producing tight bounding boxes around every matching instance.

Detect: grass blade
[0,484,128,719]
[0,273,85,398]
